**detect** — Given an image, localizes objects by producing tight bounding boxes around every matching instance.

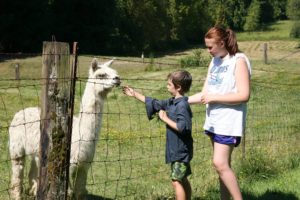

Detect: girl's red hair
[205,26,239,55]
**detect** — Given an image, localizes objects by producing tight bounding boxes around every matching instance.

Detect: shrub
[290,21,300,38]
[145,53,162,72]
[180,49,209,68]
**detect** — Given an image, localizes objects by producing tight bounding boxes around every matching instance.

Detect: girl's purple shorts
[204,130,241,147]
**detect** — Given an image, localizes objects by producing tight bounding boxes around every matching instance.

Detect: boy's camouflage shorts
[170,161,191,182]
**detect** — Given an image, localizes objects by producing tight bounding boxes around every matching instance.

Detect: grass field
[0,20,300,199]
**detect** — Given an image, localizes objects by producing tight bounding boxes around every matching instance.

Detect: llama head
[88,58,121,95]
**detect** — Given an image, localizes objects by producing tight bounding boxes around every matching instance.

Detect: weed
[237,148,280,182]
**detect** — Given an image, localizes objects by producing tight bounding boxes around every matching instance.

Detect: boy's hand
[158,110,167,121]
[158,110,178,131]
[122,86,135,97]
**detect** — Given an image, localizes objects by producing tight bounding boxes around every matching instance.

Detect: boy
[123,70,193,200]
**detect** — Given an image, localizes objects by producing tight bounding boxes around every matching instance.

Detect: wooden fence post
[263,43,268,64]
[242,131,246,160]
[38,41,72,200]
[141,52,144,63]
[15,63,20,80]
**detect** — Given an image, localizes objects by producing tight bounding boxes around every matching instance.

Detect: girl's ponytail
[225,28,239,55]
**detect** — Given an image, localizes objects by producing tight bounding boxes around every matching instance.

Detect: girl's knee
[212,159,230,173]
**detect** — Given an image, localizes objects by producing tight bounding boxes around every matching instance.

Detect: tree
[287,0,300,38]
[206,0,248,30]
[48,0,117,54]
[0,0,50,52]
[287,0,300,20]
[181,0,212,43]
[115,0,170,53]
[269,0,288,20]
[167,0,211,45]
[0,0,293,54]
[260,0,275,23]
[244,0,262,31]
[114,0,211,54]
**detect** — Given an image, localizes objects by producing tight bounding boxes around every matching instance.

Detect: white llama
[9,58,121,200]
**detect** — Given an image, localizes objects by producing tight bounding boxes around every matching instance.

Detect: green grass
[0,20,300,199]
[242,167,300,200]
[237,20,299,41]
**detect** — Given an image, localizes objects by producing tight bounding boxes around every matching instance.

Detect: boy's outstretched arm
[123,86,146,103]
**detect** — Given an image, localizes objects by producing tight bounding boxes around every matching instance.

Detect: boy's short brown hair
[167,70,192,94]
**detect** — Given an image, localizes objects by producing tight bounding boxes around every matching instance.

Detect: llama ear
[91,58,99,71]
[103,59,114,67]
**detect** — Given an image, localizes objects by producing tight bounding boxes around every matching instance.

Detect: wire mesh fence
[0,48,299,199]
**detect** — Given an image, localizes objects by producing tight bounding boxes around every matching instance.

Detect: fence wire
[0,51,300,199]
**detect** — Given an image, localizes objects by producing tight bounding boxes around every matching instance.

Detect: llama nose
[114,76,121,86]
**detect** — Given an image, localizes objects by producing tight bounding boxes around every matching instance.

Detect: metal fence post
[64,42,78,200]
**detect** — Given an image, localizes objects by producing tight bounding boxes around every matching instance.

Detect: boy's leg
[212,142,242,200]
[171,162,192,200]
[172,180,186,200]
[182,177,192,200]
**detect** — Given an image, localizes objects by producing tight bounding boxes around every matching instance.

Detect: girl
[189,26,251,200]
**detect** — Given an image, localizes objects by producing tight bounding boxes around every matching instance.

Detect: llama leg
[10,157,25,200]
[27,155,39,196]
[68,164,77,198]
[70,163,89,200]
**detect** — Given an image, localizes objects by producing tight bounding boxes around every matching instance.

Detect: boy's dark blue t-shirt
[145,96,193,164]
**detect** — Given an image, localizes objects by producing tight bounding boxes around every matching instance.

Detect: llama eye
[97,73,107,78]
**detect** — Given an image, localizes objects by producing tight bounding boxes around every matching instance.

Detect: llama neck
[80,82,107,113]
[78,83,107,133]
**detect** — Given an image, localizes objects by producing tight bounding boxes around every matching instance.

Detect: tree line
[0,0,299,55]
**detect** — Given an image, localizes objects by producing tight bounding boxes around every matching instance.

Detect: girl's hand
[158,110,167,121]
[201,93,214,104]
[122,86,135,97]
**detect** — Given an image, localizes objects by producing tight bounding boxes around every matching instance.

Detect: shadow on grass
[85,190,298,200]
[243,189,298,200]
[86,194,114,200]
[192,189,298,200]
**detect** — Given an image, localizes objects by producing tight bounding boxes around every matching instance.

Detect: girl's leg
[220,177,230,200]
[212,142,242,200]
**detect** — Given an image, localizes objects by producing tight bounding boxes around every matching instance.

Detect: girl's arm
[123,86,145,103]
[188,71,209,104]
[188,92,203,104]
[202,58,250,104]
